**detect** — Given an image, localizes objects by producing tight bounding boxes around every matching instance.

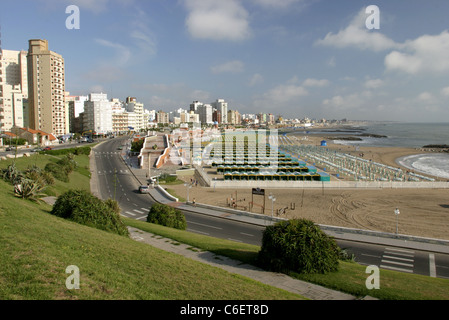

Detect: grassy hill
[0,155,303,300]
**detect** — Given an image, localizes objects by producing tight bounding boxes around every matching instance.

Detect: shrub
[14,177,46,202]
[57,153,78,174]
[44,162,69,182]
[147,203,187,230]
[131,139,144,153]
[40,146,91,156]
[1,163,23,184]
[51,190,129,237]
[257,219,341,275]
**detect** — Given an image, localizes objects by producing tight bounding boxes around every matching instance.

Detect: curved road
[93,137,264,246]
[93,137,449,279]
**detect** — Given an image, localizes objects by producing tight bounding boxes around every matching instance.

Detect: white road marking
[189,221,222,230]
[126,211,136,216]
[380,265,414,273]
[133,209,145,214]
[228,238,243,243]
[381,259,413,268]
[385,247,414,254]
[240,232,254,237]
[429,253,437,278]
[382,255,414,262]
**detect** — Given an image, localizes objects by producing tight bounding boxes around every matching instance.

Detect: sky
[1,0,449,122]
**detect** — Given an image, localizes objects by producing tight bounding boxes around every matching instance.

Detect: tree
[257,219,341,274]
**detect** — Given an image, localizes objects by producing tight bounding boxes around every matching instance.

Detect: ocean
[332,122,449,179]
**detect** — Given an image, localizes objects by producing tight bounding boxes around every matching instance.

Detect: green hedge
[51,189,129,237]
[257,219,341,274]
[147,203,187,230]
[40,146,91,156]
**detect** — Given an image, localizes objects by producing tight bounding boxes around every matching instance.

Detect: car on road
[31,147,44,152]
[43,146,53,151]
[5,146,17,152]
[139,185,150,194]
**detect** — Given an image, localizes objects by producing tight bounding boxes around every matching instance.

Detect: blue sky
[1,0,449,122]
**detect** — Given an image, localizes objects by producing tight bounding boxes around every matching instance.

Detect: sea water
[333,122,449,179]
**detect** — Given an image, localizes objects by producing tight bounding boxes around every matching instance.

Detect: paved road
[93,137,265,246]
[93,137,449,280]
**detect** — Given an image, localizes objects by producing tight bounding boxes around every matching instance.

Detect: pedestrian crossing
[95,151,122,155]
[380,247,414,273]
[97,169,130,175]
[120,207,149,220]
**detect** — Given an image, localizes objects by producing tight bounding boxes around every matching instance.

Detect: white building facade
[83,93,112,135]
[0,50,28,131]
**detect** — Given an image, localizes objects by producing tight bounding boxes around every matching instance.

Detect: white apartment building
[211,99,228,124]
[0,50,28,131]
[197,104,213,125]
[125,97,145,131]
[83,93,112,135]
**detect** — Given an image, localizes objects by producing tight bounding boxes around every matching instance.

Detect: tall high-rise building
[83,93,112,135]
[212,99,228,124]
[0,50,28,131]
[27,39,66,136]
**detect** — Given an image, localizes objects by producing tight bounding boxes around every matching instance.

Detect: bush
[131,139,144,153]
[147,203,187,230]
[257,219,341,275]
[40,146,91,156]
[51,190,129,237]
[44,162,69,182]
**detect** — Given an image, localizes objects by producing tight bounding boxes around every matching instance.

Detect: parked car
[139,185,150,194]
[43,146,53,151]
[5,146,17,151]
[31,147,44,152]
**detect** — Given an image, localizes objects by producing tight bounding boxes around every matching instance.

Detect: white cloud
[211,60,245,74]
[129,8,157,57]
[39,0,134,13]
[385,31,449,74]
[249,73,264,86]
[326,56,336,67]
[184,0,251,41]
[316,8,398,52]
[322,91,373,111]
[302,78,330,87]
[251,0,305,9]
[190,89,211,101]
[441,87,449,97]
[262,82,308,104]
[418,92,436,103]
[94,39,131,66]
[364,79,384,89]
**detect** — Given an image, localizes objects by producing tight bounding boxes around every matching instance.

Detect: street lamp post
[394,208,400,234]
[184,183,192,204]
[268,194,276,218]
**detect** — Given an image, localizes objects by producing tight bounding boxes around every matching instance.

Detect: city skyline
[1,0,449,122]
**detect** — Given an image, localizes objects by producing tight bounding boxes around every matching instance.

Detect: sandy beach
[162,129,449,241]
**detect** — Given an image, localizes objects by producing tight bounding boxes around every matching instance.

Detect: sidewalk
[127,226,358,300]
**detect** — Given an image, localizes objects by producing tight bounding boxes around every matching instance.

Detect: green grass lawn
[0,153,91,197]
[0,180,303,300]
